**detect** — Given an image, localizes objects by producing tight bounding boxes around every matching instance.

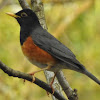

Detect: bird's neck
[20,24,40,45]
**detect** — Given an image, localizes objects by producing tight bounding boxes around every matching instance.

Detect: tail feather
[83,70,100,85]
[63,59,100,85]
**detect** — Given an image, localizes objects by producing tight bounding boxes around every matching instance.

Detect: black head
[7,9,40,27]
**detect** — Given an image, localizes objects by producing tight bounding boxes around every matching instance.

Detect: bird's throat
[20,23,41,45]
[20,26,32,45]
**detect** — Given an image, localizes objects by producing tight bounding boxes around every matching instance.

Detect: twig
[56,71,78,100]
[0,60,67,100]
[18,0,30,9]
[31,0,47,29]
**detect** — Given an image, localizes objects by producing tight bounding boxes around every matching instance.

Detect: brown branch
[18,0,30,9]
[56,71,78,100]
[31,0,47,29]
[0,60,67,100]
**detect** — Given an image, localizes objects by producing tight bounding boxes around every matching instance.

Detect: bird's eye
[21,12,27,17]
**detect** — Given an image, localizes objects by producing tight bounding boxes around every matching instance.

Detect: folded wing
[31,28,85,70]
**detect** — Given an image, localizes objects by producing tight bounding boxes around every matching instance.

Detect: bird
[6,9,100,86]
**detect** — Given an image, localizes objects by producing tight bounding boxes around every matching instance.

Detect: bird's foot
[46,84,54,97]
[50,83,55,94]
[23,72,36,83]
[49,73,57,94]
[46,91,50,97]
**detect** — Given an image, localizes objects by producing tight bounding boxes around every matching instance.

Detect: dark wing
[31,28,85,69]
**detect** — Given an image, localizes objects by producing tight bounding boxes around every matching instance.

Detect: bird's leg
[29,65,57,95]
[31,65,57,94]
[49,72,57,94]
[29,65,51,76]
[26,65,52,83]
[46,72,57,95]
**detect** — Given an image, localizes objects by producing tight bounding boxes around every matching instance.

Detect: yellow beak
[6,12,21,18]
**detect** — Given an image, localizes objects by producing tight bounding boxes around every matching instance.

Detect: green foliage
[0,1,100,100]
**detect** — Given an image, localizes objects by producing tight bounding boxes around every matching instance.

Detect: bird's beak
[6,12,21,18]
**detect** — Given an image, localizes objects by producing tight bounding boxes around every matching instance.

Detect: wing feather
[31,28,84,69]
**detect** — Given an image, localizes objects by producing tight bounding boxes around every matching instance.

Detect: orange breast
[21,36,57,65]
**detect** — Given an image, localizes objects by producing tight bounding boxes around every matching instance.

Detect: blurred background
[0,0,100,100]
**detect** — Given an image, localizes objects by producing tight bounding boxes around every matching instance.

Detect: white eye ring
[21,12,27,17]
